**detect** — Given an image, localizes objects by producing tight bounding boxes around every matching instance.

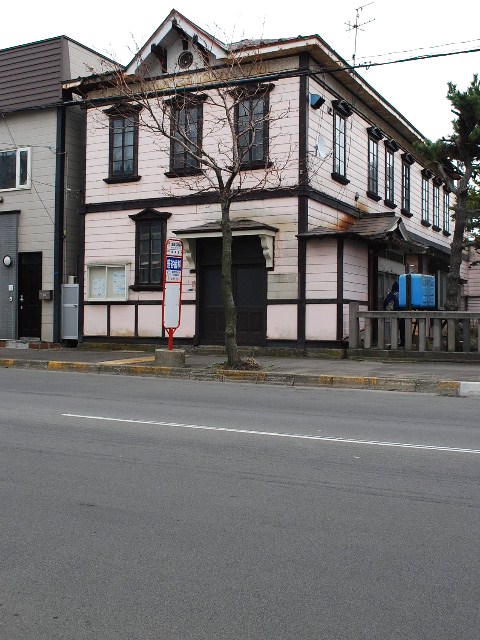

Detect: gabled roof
[299,213,411,241]
[174,218,278,235]
[125,8,227,75]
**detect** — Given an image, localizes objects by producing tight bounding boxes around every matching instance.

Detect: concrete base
[155,348,186,368]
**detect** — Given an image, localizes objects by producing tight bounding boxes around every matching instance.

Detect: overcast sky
[4,1,479,140]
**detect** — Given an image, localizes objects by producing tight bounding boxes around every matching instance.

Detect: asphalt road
[0,369,479,639]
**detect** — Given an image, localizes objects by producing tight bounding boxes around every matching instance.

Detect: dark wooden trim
[134,304,139,337]
[384,138,400,152]
[384,199,397,209]
[401,152,415,165]
[0,209,21,215]
[421,220,432,227]
[82,185,361,218]
[331,172,350,185]
[332,99,353,118]
[367,126,384,141]
[432,224,441,232]
[53,105,66,343]
[104,175,141,184]
[129,285,164,292]
[164,169,203,178]
[366,190,381,202]
[297,52,309,349]
[106,304,111,337]
[84,299,196,306]
[336,238,344,341]
[443,230,451,237]
[400,208,413,218]
[267,299,298,305]
[234,87,272,167]
[421,168,433,179]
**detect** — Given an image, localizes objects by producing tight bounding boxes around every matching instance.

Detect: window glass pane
[124,130,134,146]
[113,132,123,148]
[124,159,133,174]
[124,145,134,161]
[112,161,123,175]
[112,147,123,162]
[19,150,29,186]
[0,151,16,189]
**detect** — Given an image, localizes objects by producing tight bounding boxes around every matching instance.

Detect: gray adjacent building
[0,36,112,342]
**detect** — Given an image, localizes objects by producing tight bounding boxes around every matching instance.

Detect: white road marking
[62,413,480,455]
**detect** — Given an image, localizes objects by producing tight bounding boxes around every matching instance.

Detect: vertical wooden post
[418,318,426,352]
[463,319,471,353]
[349,302,359,348]
[364,318,372,349]
[390,317,398,350]
[433,318,442,351]
[447,319,455,352]
[377,317,385,349]
[405,318,413,351]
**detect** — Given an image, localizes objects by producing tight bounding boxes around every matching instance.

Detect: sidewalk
[1,344,479,396]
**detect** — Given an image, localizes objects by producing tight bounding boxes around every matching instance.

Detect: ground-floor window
[86,264,128,301]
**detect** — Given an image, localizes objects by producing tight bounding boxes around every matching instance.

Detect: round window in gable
[178,51,193,69]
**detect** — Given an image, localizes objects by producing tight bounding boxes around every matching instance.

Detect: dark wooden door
[18,252,42,338]
[198,238,266,345]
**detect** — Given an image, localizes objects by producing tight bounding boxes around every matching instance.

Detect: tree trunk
[220,196,241,367]
[446,177,470,311]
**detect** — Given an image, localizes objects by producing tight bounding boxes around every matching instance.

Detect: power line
[352,37,480,62]
[321,46,480,75]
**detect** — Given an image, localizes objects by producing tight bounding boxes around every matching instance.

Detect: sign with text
[162,239,184,349]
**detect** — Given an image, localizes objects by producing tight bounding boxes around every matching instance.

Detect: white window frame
[86,264,129,301]
[0,147,31,191]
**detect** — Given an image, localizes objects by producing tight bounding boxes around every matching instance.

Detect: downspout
[53,105,66,343]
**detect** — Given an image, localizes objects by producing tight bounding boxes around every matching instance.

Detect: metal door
[18,252,42,338]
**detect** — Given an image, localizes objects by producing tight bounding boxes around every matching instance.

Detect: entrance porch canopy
[173,218,278,270]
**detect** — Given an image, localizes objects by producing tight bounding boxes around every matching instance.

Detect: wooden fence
[348,302,480,353]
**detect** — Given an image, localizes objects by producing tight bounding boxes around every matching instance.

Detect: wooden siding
[85,75,300,204]
[307,76,452,252]
[305,239,337,298]
[0,38,63,110]
[343,240,368,301]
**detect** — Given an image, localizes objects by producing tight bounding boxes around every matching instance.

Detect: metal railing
[348,302,480,353]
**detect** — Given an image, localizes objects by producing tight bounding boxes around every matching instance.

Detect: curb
[0,357,465,396]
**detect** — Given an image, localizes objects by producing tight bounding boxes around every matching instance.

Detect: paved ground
[1,345,479,395]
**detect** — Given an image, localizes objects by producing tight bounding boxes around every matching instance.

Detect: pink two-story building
[75,9,460,348]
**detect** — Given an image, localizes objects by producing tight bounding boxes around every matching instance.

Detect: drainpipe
[53,105,66,343]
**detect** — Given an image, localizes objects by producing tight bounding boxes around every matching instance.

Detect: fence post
[418,318,427,352]
[447,319,456,352]
[390,317,398,350]
[378,317,385,349]
[433,318,442,351]
[364,318,372,349]
[349,302,359,348]
[405,318,413,351]
[463,319,471,353]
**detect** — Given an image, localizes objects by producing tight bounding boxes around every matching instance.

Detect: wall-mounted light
[3,255,12,267]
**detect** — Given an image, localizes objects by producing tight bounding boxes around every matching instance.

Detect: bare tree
[86,41,296,367]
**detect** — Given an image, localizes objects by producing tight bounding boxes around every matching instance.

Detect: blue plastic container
[399,274,435,309]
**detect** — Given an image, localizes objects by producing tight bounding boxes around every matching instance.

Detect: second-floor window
[443,190,450,233]
[421,169,431,224]
[385,149,395,204]
[0,147,31,190]
[368,137,379,195]
[433,181,441,229]
[235,85,273,169]
[106,105,141,182]
[333,112,347,177]
[169,99,204,175]
[401,153,414,215]
[384,139,398,207]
